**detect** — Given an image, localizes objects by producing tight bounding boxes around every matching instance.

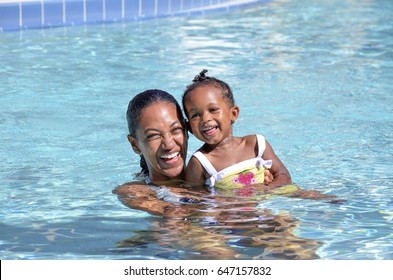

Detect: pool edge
[0,0,271,32]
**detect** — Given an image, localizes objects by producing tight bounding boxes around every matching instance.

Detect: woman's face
[128,101,187,183]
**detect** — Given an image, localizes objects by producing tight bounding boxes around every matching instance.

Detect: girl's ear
[186,121,193,134]
[230,106,240,124]
[127,135,141,155]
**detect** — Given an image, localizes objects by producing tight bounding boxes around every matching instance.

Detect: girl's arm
[185,156,208,187]
[262,140,292,188]
[260,142,345,203]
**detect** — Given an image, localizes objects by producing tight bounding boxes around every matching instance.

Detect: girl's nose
[201,112,212,123]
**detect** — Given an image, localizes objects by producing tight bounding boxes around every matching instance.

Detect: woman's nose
[161,133,175,149]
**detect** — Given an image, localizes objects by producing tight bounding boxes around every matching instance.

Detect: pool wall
[0,0,268,31]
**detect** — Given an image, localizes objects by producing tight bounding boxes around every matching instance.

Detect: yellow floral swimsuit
[192,134,299,198]
[192,135,272,190]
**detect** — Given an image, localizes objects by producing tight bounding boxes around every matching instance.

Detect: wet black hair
[182,69,235,118]
[126,89,186,176]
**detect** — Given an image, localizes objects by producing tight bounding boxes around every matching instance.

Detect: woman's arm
[113,183,171,216]
[113,183,208,218]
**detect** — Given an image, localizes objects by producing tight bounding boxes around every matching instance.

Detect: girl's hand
[264,169,274,184]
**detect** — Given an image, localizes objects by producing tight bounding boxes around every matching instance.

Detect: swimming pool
[1,0,392,260]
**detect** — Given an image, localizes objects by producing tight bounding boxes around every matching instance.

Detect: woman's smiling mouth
[160,152,180,163]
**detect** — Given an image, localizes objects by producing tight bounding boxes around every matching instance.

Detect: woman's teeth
[160,152,179,160]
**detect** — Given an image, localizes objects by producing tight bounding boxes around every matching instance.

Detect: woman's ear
[127,135,141,155]
[230,106,240,124]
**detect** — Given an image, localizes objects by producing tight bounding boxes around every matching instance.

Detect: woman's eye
[172,127,183,135]
[146,134,161,140]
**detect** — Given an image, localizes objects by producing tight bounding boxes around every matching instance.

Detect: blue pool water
[1,0,393,259]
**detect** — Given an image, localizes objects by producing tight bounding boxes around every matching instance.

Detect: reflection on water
[117,199,320,260]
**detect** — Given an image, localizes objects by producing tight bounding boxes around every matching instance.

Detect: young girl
[182,70,292,193]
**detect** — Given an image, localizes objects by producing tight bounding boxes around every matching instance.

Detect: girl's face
[183,85,239,145]
[128,102,187,182]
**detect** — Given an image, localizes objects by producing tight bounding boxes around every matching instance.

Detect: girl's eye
[210,107,219,112]
[191,113,200,119]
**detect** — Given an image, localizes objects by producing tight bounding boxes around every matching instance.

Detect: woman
[126,89,189,184]
[114,89,210,217]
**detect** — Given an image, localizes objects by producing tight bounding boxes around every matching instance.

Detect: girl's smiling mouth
[201,126,218,136]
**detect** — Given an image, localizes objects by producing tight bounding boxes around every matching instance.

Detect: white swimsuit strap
[256,134,266,158]
[192,151,217,176]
